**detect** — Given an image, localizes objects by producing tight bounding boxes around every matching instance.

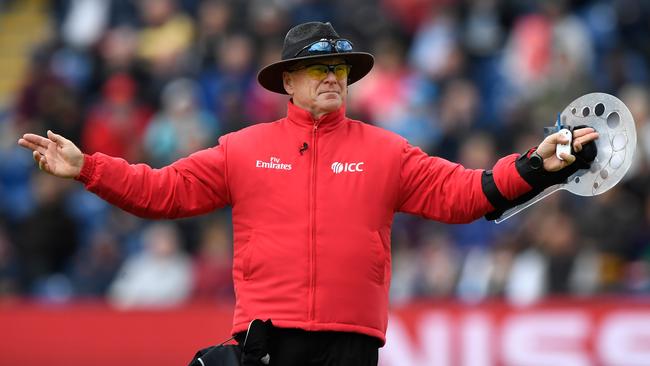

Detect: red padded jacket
[76,102,532,344]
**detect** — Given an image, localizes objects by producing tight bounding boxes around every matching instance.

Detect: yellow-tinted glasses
[290,63,352,81]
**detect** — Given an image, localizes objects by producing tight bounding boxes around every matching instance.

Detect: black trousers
[236,328,380,366]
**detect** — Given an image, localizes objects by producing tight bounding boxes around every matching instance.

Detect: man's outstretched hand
[18,130,84,179]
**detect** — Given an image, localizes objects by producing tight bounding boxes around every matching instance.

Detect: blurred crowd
[0,0,649,308]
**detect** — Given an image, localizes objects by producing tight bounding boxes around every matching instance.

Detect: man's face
[283,57,349,119]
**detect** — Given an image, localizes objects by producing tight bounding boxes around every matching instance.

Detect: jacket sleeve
[75,137,231,219]
[396,142,532,223]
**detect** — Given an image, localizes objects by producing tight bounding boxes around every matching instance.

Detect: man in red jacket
[19,22,598,366]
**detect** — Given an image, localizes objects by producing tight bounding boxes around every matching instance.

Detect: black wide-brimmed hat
[257,22,375,94]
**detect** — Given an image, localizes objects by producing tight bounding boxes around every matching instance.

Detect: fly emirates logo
[255,157,292,171]
[331,161,365,174]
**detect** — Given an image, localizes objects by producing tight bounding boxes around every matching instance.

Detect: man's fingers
[574,131,599,146]
[39,158,48,171]
[19,131,72,154]
[572,131,599,152]
[19,134,50,149]
[33,151,46,170]
[573,127,596,138]
[47,130,67,146]
[560,153,576,164]
[545,131,571,145]
[573,141,582,153]
[20,139,48,155]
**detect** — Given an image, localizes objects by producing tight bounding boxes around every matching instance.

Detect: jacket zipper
[308,122,319,322]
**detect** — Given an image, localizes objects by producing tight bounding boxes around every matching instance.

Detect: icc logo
[331,162,364,174]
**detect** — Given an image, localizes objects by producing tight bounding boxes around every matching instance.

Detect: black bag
[187,319,272,366]
[240,319,272,365]
[187,341,241,366]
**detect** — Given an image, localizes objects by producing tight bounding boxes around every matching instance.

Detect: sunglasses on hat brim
[294,38,354,58]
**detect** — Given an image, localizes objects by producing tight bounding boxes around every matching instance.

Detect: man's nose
[323,71,338,82]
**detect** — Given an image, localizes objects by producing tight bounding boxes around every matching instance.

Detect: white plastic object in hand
[555,128,573,160]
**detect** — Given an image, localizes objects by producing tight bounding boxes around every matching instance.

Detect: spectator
[14,45,83,142]
[71,230,122,297]
[144,78,219,167]
[0,224,20,298]
[132,0,196,106]
[81,73,152,162]
[136,0,195,76]
[191,216,234,302]
[194,0,232,70]
[14,173,78,294]
[60,0,110,49]
[413,230,460,299]
[108,222,193,309]
[350,36,412,126]
[243,41,287,124]
[199,32,256,132]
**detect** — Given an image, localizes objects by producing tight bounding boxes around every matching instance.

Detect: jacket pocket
[372,231,388,285]
[242,231,256,281]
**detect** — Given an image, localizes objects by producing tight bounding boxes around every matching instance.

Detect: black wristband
[481,170,509,212]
